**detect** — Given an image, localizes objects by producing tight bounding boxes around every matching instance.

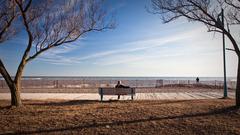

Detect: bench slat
[99,88,135,95]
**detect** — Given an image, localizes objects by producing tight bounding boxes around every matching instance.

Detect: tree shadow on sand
[26,99,129,106]
[26,100,99,106]
[0,105,12,110]
[4,105,239,135]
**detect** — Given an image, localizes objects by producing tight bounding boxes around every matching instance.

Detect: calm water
[0,76,236,81]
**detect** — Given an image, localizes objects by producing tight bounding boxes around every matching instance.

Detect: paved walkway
[0,92,235,100]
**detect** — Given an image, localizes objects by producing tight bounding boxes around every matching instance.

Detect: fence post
[56,80,58,88]
[100,88,103,101]
[41,80,43,88]
[215,80,217,88]
[131,88,134,100]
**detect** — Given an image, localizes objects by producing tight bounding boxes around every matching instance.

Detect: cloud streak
[37,26,210,65]
[37,42,83,65]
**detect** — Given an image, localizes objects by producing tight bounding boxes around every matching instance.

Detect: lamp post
[219,9,228,98]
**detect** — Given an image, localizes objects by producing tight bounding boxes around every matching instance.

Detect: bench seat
[98,88,135,101]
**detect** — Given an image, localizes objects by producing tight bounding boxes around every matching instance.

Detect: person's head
[117,81,121,84]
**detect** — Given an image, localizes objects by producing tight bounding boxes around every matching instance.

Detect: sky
[0,0,238,77]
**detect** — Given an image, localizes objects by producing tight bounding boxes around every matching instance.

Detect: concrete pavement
[0,92,235,101]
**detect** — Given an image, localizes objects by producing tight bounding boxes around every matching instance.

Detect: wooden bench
[98,87,136,101]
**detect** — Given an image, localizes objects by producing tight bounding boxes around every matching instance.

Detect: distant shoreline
[0,76,237,81]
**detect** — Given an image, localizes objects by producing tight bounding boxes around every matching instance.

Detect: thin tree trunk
[236,58,240,107]
[224,30,240,107]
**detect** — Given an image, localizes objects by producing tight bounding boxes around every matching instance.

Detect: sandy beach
[0,99,239,135]
[0,83,238,135]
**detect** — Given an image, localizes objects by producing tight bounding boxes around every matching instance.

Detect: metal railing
[0,79,236,89]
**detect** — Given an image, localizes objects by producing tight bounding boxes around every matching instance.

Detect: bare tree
[0,0,20,106]
[0,0,114,106]
[225,0,240,24]
[150,0,240,106]
[0,0,18,43]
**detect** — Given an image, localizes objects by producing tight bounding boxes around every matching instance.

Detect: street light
[218,9,228,98]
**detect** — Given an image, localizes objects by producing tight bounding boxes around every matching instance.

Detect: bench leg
[118,95,120,100]
[101,94,103,101]
[131,88,134,100]
[100,88,103,102]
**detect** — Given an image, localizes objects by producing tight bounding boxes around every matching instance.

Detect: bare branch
[0,0,115,106]
[207,29,224,33]
[150,0,240,56]
[25,0,115,63]
[14,0,33,83]
[0,0,18,43]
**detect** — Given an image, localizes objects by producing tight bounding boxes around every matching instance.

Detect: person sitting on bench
[115,81,130,99]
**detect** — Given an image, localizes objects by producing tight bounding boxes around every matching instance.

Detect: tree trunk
[236,58,240,107]
[2,76,22,106]
[0,59,22,107]
[13,63,25,107]
[224,30,240,106]
[10,82,22,106]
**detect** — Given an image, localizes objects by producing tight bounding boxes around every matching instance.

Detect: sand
[0,99,239,135]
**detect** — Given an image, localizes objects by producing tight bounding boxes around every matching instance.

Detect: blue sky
[0,0,238,77]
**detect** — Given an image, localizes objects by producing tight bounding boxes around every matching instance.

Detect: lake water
[0,76,236,81]
[0,76,237,89]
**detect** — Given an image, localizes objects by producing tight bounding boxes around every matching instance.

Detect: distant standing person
[115,81,130,99]
[196,77,200,83]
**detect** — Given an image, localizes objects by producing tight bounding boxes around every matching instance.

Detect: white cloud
[37,42,83,65]
[36,25,228,68]
[38,32,190,65]
[79,27,203,61]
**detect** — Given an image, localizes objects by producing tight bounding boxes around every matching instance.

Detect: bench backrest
[98,88,135,95]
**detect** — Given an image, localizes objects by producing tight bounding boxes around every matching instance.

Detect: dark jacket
[115,84,130,88]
